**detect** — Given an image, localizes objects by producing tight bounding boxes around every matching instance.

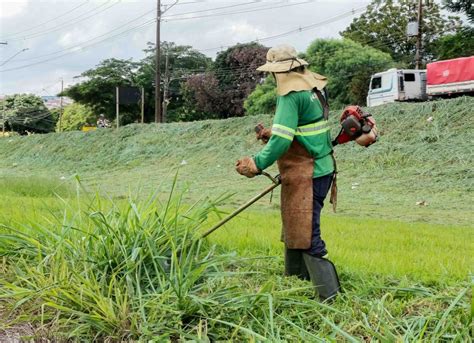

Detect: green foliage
[306,39,394,107]
[2,94,55,134]
[244,39,393,109]
[433,28,474,60]
[341,0,462,66]
[64,42,211,124]
[57,103,96,131]
[137,41,212,122]
[443,0,474,23]
[63,58,139,125]
[244,76,277,115]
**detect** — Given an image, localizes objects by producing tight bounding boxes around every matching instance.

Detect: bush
[58,103,96,131]
[244,76,277,115]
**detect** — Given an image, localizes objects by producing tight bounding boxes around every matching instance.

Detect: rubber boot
[284,248,310,281]
[302,253,341,301]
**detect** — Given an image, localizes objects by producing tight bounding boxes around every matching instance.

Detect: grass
[0,97,473,340]
[0,97,472,226]
[209,211,472,283]
[0,182,471,341]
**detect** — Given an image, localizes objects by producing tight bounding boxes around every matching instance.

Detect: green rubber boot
[302,253,341,301]
[284,248,310,281]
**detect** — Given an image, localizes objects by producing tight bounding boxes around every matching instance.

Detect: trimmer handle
[260,171,280,185]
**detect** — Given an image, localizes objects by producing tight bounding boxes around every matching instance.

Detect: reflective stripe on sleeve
[271,124,295,141]
[295,120,330,136]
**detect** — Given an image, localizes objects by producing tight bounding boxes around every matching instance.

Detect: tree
[306,39,393,107]
[3,94,55,134]
[341,0,462,67]
[64,42,211,123]
[58,103,95,131]
[443,0,473,23]
[433,29,474,60]
[135,41,212,122]
[184,42,268,118]
[244,76,277,115]
[63,58,139,125]
[435,0,474,60]
[213,42,268,117]
[244,39,393,110]
[180,73,223,121]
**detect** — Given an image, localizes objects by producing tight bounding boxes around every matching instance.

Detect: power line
[0,19,156,73]
[162,0,316,21]
[1,1,89,39]
[0,4,366,74]
[3,1,121,42]
[8,8,157,63]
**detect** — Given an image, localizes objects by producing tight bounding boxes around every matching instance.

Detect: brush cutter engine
[332,105,378,147]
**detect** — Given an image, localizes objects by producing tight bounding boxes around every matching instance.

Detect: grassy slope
[0,97,472,226]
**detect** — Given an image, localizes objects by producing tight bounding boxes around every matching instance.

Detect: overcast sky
[0,0,371,96]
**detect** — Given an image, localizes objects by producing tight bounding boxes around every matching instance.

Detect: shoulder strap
[313,88,329,120]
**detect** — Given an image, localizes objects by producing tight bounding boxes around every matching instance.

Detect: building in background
[41,96,73,109]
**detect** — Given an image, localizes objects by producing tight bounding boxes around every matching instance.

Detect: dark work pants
[307,173,333,257]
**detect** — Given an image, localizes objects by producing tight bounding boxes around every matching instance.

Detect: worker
[97,114,110,128]
[235,44,340,301]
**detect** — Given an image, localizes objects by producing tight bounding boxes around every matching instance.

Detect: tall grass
[0,182,471,341]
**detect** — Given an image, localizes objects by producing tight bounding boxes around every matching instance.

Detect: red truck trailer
[427,56,474,97]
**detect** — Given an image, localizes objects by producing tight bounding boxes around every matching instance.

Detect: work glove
[255,123,272,144]
[355,125,378,147]
[235,156,260,178]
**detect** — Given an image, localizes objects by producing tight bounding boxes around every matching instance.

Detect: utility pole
[415,0,423,69]
[155,0,162,123]
[141,87,145,123]
[162,53,170,123]
[59,78,64,132]
[2,97,5,136]
[116,86,120,129]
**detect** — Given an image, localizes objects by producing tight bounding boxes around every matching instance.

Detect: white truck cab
[367,68,427,107]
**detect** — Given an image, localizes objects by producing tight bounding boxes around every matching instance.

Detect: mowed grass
[208,210,472,282]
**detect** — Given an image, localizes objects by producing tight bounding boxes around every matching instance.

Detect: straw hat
[257,44,309,73]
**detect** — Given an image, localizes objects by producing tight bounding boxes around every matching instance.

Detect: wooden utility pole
[162,53,170,123]
[141,87,145,123]
[415,0,423,69]
[116,86,120,129]
[2,97,5,136]
[59,78,64,132]
[155,0,162,123]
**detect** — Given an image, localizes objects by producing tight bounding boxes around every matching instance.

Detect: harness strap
[314,87,336,212]
[329,152,337,213]
[314,88,329,120]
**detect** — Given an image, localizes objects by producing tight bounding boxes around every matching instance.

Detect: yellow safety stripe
[272,124,295,141]
[295,120,330,136]
[295,127,330,136]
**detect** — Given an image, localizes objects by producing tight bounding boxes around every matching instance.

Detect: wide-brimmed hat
[257,44,308,73]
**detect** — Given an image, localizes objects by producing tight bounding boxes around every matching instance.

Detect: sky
[0,0,372,96]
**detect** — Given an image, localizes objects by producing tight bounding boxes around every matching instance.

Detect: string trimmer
[200,171,280,239]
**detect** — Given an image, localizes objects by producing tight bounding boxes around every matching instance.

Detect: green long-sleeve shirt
[254,90,334,178]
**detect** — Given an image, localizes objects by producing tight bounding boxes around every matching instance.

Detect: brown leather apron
[277,140,314,249]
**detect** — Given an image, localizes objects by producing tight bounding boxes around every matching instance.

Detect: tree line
[1,0,472,134]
